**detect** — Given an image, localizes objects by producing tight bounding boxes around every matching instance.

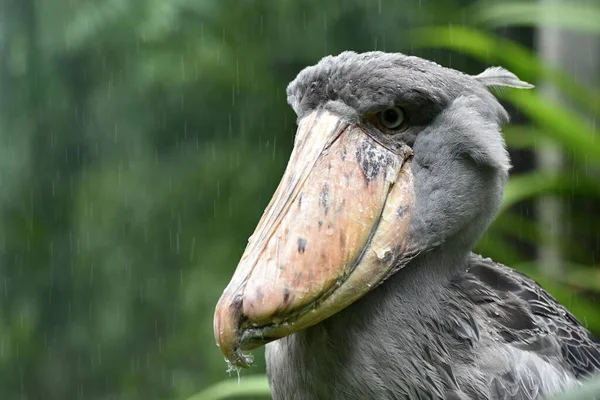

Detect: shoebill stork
[214,51,600,399]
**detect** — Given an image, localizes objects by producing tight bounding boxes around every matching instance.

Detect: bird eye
[378,107,405,130]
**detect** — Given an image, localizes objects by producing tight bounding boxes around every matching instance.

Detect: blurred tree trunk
[536,0,600,278]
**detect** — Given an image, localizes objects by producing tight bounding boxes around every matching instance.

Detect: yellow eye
[378,106,405,129]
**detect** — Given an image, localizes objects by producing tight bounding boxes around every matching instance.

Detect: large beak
[214,110,414,367]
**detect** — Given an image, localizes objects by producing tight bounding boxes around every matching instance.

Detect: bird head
[214,51,533,367]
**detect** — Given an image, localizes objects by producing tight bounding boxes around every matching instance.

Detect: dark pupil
[383,109,399,124]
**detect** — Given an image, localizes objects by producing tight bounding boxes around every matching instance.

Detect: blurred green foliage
[0,0,598,399]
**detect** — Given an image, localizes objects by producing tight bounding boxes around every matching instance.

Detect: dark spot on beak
[297,237,307,253]
[355,139,395,183]
[319,183,330,215]
[318,220,323,229]
[397,205,408,218]
[341,147,347,161]
[339,232,346,249]
[298,193,303,208]
[283,285,291,303]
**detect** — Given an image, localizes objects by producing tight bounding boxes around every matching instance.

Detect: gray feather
[474,66,535,89]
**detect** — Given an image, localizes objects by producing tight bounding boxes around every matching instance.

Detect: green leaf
[471,1,600,35]
[502,89,600,166]
[501,171,600,212]
[503,126,550,150]
[185,375,271,400]
[489,212,588,259]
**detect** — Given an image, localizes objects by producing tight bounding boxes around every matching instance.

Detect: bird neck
[380,235,472,310]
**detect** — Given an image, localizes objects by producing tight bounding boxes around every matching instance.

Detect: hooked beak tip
[214,294,254,368]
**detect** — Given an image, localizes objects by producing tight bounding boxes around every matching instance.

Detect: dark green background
[1,0,598,399]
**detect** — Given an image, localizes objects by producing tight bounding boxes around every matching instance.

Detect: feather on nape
[474,67,534,89]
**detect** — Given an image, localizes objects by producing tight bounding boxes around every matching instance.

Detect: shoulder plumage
[461,254,600,379]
